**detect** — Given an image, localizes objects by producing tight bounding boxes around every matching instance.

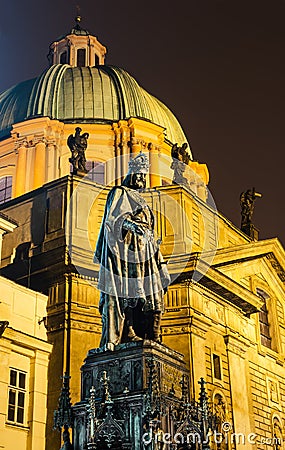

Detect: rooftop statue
[67,127,89,175]
[94,152,170,350]
[171,142,191,187]
[240,187,262,228]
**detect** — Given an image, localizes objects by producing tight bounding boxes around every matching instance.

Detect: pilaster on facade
[190,314,212,338]
[224,332,254,449]
[224,333,251,359]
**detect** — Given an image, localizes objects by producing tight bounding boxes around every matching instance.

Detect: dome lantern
[47,16,107,68]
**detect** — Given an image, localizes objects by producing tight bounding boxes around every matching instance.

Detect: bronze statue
[67,127,89,174]
[240,187,262,227]
[94,152,170,350]
[170,142,191,187]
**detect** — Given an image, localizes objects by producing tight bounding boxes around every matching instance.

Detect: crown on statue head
[128,152,150,174]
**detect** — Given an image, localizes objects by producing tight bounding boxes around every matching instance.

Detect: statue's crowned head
[127,152,150,175]
[122,152,149,190]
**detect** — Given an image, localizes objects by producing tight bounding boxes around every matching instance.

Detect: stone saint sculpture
[94,152,170,350]
[170,142,191,187]
[67,127,89,174]
[240,187,262,227]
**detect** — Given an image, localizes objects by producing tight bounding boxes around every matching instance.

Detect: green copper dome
[0,64,190,151]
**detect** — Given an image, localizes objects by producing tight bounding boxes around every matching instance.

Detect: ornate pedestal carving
[73,340,189,449]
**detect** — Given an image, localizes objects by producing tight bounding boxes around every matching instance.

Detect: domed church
[1,17,285,450]
[0,16,208,200]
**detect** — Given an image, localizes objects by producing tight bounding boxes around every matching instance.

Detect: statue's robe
[94,186,170,348]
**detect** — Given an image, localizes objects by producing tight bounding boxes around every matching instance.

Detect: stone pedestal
[73,340,189,450]
[71,169,88,177]
[241,223,259,240]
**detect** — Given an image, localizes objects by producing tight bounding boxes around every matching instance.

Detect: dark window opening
[60,51,68,64]
[0,176,12,204]
[77,48,86,67]
[259,301,272,348]
[213,354,222,380]
[257,290,272,349]
[95,54,100,66]
[86,161,105,185]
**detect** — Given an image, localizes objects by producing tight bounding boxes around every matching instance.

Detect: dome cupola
[47,15,107,67]
[0,19,211,203]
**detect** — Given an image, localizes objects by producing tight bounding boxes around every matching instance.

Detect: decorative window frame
[211,350,224,386]
[6,367,28,427]
[252,280,283,360]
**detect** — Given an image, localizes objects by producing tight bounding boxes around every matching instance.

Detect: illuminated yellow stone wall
[0,116,209,201]
[0,276,52,450]
[1,150,285,449]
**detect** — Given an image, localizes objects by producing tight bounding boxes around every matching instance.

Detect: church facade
[0,17,285,450]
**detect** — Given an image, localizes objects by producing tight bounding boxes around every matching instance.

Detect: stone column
[131,137,141,155]
[15,142,28,197]
[120,122,130,180]
[224,334,253,450]
[46,141,56,181]
[113,123,121,185]
[33,140,46,189]
[149,143,161,187]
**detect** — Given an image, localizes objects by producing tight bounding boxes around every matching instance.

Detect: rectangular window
[0,176,12,204]
[213,354,222,380]
[7,369,26,425]
[86,160,105,185]
[77,48,86,67]
[257,291,272,349]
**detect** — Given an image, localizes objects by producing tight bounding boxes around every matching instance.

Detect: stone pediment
[212,238,285,286]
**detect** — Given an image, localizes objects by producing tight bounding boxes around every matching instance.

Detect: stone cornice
[168,256,263,315]
[2,326,52,354]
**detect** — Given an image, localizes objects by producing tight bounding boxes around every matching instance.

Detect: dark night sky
[1,1,285,244]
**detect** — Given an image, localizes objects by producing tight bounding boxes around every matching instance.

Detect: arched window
[0,176,12,204]
[272,416,283,450]
[86,161,105,185]
[257,289,272,349]
[60,51,67,64]
[77,48,86,67]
